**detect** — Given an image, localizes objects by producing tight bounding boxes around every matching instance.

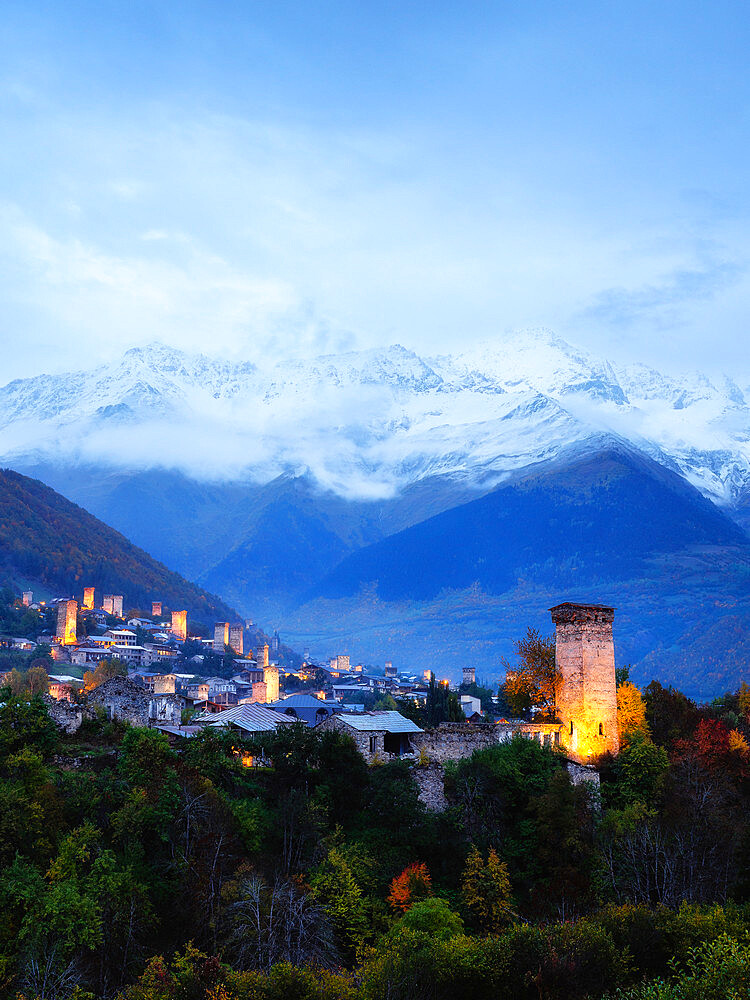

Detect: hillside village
[2,584,620,804]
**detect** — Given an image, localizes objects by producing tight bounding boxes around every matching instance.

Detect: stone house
[316,711,423,762]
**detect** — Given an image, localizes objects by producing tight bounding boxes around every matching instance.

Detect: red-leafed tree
[387,862,433,912]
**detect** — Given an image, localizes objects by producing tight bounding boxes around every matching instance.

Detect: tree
[397,897,464,940]
[460,845,513,933]
[226,874,337,970]
[617,681,649,745]
[425,674,464,726]
[644,681,700,749]
[387,862,433,912]
[501,629,558,716]
[310,844,367,961]
[83,658,127,691]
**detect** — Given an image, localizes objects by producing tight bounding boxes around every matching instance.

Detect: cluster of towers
[212,621,245,655]
[50,586,174,646]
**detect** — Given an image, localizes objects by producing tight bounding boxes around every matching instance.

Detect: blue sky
[1,0,749,378]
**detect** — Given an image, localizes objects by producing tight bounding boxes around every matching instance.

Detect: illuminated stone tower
[463,666,476,686]
[152,601,162,618]
[256,644,269,668]
[172,610,187,640]
[213,621,230,653]
[550,603,619,762]
[229,624,244,656]
[56,599,78,645]
[103,595,124,617]
[83,587,95,610]
[22,591,33,607]
[263,665,280,702]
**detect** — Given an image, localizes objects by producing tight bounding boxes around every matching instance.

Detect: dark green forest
[0,469,236,620]
[3,669,750,1000]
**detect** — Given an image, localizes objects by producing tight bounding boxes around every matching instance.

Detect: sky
[1,0,750,381]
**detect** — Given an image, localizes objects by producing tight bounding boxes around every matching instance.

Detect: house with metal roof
[198,702,299,736]
[316,710,423,762]
[267,694,342,726]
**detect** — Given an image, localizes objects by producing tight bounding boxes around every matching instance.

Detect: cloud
[582,256,744,329]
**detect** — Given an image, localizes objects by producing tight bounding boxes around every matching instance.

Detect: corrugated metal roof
[337,711,422,733]
[203,703,298,733]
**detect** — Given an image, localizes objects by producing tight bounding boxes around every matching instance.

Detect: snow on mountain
[0,331,748,509]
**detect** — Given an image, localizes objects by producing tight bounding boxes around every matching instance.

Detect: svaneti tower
[550,602,619,762]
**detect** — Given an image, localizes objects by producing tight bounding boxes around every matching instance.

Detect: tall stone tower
[172,610,187,641]
[463,666,476,686]
[56,599,78,645]
[152,601,162,618]
[22,591,33,607]
[550,603,619,762]
[263,665,280,702]
[229,624,244,656]
[82,587,95,610]
[213,622,230,653]
[103,595,124,617]
[256,644,269,668]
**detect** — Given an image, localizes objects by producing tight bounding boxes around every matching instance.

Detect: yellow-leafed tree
[617,681,649,745]
[460,845,513,933]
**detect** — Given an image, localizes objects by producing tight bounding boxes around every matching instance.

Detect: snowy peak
[0,334,748,509]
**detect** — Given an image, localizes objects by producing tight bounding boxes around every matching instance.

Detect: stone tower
[172,610,187,641]
[229,624,244,656]
[83,587,95,610]
[256,644,269,668]
[56,599,78,645]
[152,601,162,618]
[213,621,230,653]
[550,603,619,762]
[462,666,476,686]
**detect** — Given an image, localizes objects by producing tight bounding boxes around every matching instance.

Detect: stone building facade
[172,610,187,641]
[56,599,78,645]
[213,622,229,653]
[83,587,95,610]
[88,676,150,726]
[551,603,619,762]
[229,624,244,656]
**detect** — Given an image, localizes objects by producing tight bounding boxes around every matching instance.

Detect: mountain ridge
[0,467,239,622]
[1,331,749,511]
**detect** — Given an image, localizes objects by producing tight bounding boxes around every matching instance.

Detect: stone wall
[88,676,150,726]
[565,760,601,791]
[148,693,185,725]
[411,762,447,811]
[316,715,386,763]
[411,723,498,763]
[43,695,84,734]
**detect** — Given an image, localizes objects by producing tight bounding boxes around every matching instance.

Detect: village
[2,586,619,806]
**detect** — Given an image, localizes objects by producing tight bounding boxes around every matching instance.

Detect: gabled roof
[268,695,337,710]
[336,711,422,733]
[203,702,298,733]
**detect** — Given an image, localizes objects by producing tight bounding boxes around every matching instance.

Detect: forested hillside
[2,676,750,999]
[0,468,237,620]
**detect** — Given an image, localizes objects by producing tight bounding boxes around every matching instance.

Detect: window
[570,720,574,735]
[598,722,604,736]
[369,735,377,753]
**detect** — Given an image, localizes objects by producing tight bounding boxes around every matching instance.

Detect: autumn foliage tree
[460,846,513,933]
[617,682,649,745]
[502,628,558,716]
[387,862,433,913]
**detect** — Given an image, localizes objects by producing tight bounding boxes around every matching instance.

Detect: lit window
[598,722,603,736]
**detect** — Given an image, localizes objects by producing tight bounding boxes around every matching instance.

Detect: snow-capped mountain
[1,330,748,511]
